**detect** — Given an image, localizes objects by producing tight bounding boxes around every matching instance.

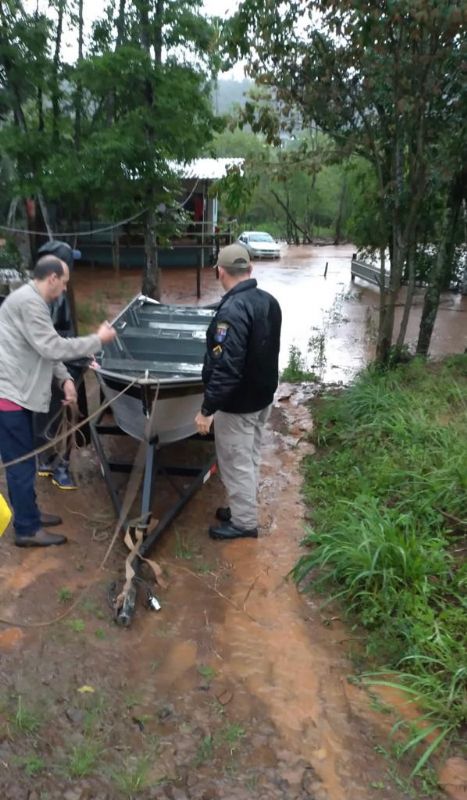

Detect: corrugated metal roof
[169,158,244,181]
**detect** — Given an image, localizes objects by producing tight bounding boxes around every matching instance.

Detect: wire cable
[0,209,148,239]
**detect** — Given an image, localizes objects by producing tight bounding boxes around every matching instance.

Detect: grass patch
[294,356,467,775]
[124,692,144,710]
[82,694,106,735]
[66,740,102,778]
[67,618,86,633]
[174,531,199,559]
[112,755,151,796]
[80,597,106,621]
[13,696,41,734]
[195,559,213,574]
[58,587,73,603]
[220,722,246,754]
[15,753,46,776]
[193,722,246,767]
[281,344,320,383]
[194,734,214,766]
[197,664,217,683]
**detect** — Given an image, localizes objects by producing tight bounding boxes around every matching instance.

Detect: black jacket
[202,278,281,415]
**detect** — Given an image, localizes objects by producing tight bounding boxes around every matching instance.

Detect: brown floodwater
[74,243,467,383]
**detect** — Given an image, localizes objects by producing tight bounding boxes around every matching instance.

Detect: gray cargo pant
[214,405,272,530]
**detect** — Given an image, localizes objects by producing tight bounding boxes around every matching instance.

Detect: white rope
[0,208,148,239]
[176,178,200,210]
[0,178,205,240]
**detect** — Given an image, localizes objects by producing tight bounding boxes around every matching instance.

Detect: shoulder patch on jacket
[214,322,229,343]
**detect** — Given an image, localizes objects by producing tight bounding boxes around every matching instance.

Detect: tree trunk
[137,0,162,298]
[116,0,126,46]
[52,0,65,148]
[142,209,160,299]
[138,0,154,106]
[154,0,164,64]
[396,243,416,349]
[375,248,393,363]
[37,191,53,240]
[74,0,84,150]
[285,189,292,243]
[37,86,44,131]
[376,227,406,364]
[7,198,19,227]
[271,188,311,243]
[416,185,460,355]
[375,109,407,365]
[6,198,32,267]
[334,174,348,244]
[440,168,465,291]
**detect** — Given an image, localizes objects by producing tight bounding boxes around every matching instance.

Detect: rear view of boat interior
[98,297,215,382]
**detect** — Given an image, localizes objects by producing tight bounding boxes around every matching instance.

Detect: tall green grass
[294,355,467,774]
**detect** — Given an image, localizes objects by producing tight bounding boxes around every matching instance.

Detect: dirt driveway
[1,247,458,799]
[0,389,430,800]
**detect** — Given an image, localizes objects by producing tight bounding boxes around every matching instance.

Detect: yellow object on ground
[0,493,12,537]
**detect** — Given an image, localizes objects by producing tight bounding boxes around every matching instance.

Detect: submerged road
[76,243,467,383]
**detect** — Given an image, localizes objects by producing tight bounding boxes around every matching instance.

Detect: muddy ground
[1,246,465,800]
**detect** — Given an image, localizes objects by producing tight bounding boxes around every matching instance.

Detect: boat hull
[93,295,215,444]
[97,373,204,444]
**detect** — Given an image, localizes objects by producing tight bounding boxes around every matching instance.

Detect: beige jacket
[0,281,101,412]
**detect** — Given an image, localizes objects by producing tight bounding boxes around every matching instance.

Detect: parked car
[237,231,281,260]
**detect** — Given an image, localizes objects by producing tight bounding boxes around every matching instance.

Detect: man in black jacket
[34,240,84,489]
[195,243,281,540]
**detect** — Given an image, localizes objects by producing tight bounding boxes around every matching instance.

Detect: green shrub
[295,356,467,772]
[281,344,320,383]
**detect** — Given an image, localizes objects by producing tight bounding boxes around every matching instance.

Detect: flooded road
[226,244,466,381]
[75,243,467,383]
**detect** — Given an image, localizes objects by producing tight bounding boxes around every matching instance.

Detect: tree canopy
[226,0,467,360]
[0,0,223,297]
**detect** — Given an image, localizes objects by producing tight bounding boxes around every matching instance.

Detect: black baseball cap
[37,240,81,268]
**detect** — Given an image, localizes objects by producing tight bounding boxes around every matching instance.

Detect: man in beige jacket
[0,255,116,547]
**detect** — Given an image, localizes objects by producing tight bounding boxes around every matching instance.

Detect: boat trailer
[90,405,217,627]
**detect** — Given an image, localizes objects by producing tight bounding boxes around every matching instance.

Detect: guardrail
[351,257,390,290]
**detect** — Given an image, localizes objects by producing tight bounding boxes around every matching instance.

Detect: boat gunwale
[92,366,204,388]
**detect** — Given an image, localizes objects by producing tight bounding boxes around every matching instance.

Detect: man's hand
[195,411,214,436]
[62,378,78,406]
[97,321,117,345]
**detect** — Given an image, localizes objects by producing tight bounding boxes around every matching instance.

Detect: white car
[237,231,281,260]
